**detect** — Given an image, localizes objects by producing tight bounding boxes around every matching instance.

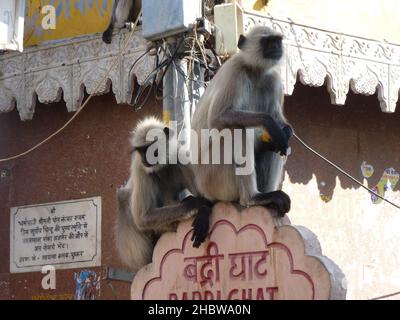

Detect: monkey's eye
[261,35,282,48]
[269,35,283,42]
[261,35,283,59]
[131,145,147,155]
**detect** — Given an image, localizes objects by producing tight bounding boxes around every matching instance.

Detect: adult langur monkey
[190,26,293,246]
[115,117,211,271]
[102,0,140,44]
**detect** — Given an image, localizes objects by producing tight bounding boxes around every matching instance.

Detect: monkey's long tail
[115,186,154,273]
[293,133,400,210]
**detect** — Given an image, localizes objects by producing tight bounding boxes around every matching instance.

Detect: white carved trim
[243,12,400,113]
[0,29,155,120]
[1,15,399,119]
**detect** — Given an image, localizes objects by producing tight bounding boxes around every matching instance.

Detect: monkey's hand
[182,196,206,210]
[181,196,211,220]
[262,116,289,156]
[249,190,291,217]
[191,205,212,248]
[282,125,294,140]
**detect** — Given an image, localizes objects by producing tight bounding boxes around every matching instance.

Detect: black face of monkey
[260,35,283,60]
[237,33,283,61]
[131,127,174,168]
[132,143,155,167]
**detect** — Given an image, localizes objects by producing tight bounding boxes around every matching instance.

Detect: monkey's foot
[102,30,112,44]
[182,196,212,212]
[191,205,213,248]
[248,190,291,217]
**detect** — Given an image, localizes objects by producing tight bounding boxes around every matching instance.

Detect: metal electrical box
[214,3,244,56]
[142,0,203,40]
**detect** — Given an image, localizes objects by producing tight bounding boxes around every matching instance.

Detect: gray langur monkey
[190,26,293,245]
[115,117,211,271]
[102,0,140,44]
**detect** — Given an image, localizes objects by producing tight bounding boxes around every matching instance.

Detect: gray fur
[191,26,289,207]
[115,117,197,272]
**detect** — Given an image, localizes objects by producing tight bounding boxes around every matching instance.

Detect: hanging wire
[131,36,188,107]
[293,133,400,209]
[371,291,400,300]
[0,10,144,163]
[281,15,400,210]
[128,46,152,76]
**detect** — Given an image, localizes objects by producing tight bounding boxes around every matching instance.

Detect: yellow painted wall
[241,0,400,43]
[24,0,400,46]
[24,0,113,46]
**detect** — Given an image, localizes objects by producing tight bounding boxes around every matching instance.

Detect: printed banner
[24,0,113,46]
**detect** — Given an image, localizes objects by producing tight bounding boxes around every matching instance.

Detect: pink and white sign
[131,203,346,300]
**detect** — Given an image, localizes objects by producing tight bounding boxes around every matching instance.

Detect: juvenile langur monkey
[115,117,210,271]
[190,26,293,244]
[102,0,140,44]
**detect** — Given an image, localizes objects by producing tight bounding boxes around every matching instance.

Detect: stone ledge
[244,11,400,112]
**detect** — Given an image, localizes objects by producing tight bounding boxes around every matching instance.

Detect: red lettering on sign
[141,220,315,300]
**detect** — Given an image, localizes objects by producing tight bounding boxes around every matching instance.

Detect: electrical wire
[269,12,400,299]
[0,10,143,163]
[129,52,172,109]
[279,13,400,210]
[165,21,217,88]
[174,61,209,86]
[130,37,187,109]
[293,133,400,210]
[159,37,186,83]
[371,291,400,300]
[128,46,152,76]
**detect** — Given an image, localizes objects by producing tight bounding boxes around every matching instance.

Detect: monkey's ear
[237,35,247,50]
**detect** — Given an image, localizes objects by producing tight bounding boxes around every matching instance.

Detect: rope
[0,10,143,163]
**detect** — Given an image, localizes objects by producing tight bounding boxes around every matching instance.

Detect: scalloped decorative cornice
[1,13,399,120]
[0,30,155,120]
[243,12,400,112]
